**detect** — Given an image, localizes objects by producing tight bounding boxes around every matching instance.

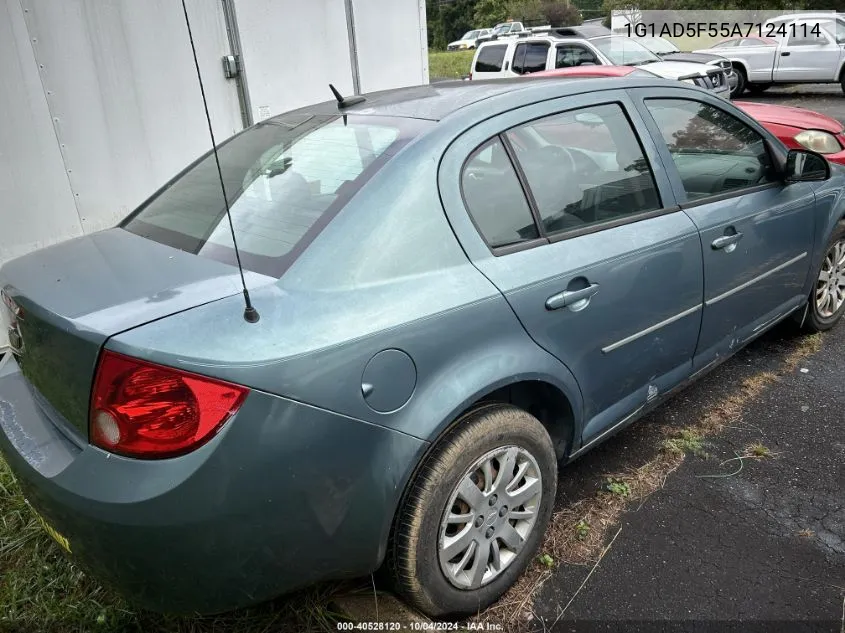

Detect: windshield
[638,37,678,54]
[591,36,660,65]
[122,115,429,278]
[493,24,512,34]
[461,30,480,40]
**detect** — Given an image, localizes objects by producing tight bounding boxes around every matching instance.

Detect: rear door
[632,89,816,372]
[510,41,551,76]
[438,90,703,449]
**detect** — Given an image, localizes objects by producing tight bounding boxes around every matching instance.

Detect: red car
[532,66,845,165]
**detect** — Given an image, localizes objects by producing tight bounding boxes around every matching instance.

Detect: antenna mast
[181,0,259,323]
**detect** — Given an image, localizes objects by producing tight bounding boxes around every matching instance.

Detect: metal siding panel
[0,0,83,351]
[18,0,242,234]
[0,0,83,258]
[233,0,355,120]
[353,0,428,92]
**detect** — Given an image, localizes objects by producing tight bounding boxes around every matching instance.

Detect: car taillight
[89,351,247,459]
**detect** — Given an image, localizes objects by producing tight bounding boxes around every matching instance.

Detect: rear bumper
[0,355,426,614]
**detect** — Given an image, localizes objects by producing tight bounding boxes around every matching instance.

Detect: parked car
[2,77,844,620]
[471,34,730,98]
[533,65,845,165]
[694,17,845,95]
[734,100,845,166]
[476,21,526,43]
[447,29,491,51]
[634,36,737,95]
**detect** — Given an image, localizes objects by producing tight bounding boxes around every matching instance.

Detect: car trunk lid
[0,228,273,439]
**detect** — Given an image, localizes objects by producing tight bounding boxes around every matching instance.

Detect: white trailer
[0,0,428,348]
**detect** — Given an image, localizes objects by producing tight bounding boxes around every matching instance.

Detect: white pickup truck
[694,17,845,95]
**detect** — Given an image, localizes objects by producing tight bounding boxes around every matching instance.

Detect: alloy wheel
[816,238,845,318]
[438,445,542,590]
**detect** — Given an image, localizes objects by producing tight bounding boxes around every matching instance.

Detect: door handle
[781,51,791,56]
[546,283,600,311]
[711,233,743,251]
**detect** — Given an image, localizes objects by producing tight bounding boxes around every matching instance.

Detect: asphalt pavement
[533,85,845,633]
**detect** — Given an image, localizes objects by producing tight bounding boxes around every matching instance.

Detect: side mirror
[785,149,830,182]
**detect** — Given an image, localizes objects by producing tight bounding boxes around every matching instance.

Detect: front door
[774,25,841,82]
[636,93,816,370]
[439,91,703,447]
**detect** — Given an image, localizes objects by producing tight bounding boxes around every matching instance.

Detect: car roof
[270,77,659,123]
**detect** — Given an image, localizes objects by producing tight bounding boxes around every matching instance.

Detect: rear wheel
[387,405,556,618]
[804,222,845,332]
[731,67,746,98]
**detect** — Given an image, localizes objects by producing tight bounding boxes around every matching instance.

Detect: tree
[427,0,479,50]
[542,2,583,25]
[474,0,510,26]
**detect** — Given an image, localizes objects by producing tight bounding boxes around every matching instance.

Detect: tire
[747,83,771,94]
[387,404,556,619]
[731,67,746,98]
[803,221,845,332]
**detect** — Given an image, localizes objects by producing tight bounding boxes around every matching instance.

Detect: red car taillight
[89,351,248,459]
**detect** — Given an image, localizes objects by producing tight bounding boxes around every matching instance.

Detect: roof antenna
[329,83,366,109]
[181,0,259,324]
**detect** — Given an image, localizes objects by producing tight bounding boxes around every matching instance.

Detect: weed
[575,520,590,542]
[602,478,631,497]
[747,443,771,458]
[538,553,554,568]
[663,428,707,458]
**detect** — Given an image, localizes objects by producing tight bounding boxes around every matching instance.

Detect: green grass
[429,50,474,80]
[663,428,708,459]
[0,455,348,632]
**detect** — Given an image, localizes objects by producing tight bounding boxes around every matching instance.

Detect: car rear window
[122,114,428,278]
[475,45,507,72]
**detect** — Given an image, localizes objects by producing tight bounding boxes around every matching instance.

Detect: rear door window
[122,115,429,277]
[513,42,550,74]
[505,103,662,236]
[475,45,507,72]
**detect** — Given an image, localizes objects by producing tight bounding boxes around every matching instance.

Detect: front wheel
[387,404,556,619]
[731,67,746,98]
[804,222,845,332]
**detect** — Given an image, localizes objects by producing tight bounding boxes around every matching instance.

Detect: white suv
[470,33,731,98]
